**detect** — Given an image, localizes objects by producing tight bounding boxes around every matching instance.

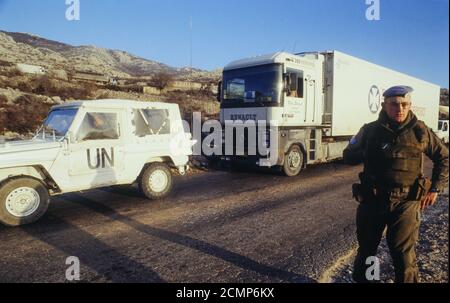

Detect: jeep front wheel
[139,163,173,200]
[0,178,50,226]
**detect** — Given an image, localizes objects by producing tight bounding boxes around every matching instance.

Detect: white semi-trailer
[216,51,440,176]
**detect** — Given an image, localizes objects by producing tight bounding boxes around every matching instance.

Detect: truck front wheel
[139,163,173,200]
[283,145,304,177]
[0,178,50,226]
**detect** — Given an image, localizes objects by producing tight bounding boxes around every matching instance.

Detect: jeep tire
[139,163,173,200]
[0,177,50,226]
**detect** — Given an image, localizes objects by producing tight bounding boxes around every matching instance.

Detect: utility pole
[189,16,193,78]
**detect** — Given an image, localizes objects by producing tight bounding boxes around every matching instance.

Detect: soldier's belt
[390,187,411,198]
[375,186,412,198]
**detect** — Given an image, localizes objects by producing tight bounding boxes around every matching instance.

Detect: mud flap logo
[87,148,115,169]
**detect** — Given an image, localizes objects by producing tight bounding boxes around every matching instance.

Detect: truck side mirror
[216,81,222,102]
[284,74,299,93]
[283,74,290,92]
[289,73,298,92]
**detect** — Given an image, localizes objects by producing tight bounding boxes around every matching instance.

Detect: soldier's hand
[420,192,438,210]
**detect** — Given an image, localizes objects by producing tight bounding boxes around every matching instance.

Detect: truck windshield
[222,64,282,104]
[39,108,78,138]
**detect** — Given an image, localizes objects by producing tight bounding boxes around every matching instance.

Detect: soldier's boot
[387,200,421,283]
[353,202,387,283]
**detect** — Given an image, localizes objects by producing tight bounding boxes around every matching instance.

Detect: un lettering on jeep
[87,148,115,169]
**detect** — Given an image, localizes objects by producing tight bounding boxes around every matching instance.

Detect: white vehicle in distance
[437,119,449,144]
[0,99,195,226]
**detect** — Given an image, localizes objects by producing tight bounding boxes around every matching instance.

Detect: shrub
[31,75,97,100]
[0,67,23,77]
[97,91,112,99]
[0,95,52,133]
[17,81,34,93]
[0,60,14,67]
[0,94,8,106]
[33,75,59,96]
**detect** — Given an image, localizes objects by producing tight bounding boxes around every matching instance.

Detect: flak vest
[363,118,427,188]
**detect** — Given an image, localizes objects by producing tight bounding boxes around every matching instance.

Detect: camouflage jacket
[344,111,449,191]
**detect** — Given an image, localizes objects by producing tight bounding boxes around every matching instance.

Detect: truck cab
[0,99,194,226]
[216,52,343,176]
[220,53,324,128]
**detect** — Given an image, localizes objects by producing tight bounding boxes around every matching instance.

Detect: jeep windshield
[222,64,283,106]
[35,108,78,139]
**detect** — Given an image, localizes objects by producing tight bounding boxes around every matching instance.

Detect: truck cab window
[222,64,283,103]
[77,112,119,141]
[286,70,304,98]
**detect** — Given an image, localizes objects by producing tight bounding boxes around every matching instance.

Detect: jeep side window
[77,112,119,141]
[133,109,170,137]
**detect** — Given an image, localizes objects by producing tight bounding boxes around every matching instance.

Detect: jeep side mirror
[66,131,75,144]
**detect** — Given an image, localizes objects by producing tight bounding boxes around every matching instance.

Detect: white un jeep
[0,99,194,226]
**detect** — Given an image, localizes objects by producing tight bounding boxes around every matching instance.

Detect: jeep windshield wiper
[34,124,62,140]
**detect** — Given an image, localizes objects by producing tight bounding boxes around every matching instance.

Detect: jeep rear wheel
[0,178,50,226]
[139,163,173,200]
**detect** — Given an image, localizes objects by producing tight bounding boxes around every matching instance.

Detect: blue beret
[383,85,414,98]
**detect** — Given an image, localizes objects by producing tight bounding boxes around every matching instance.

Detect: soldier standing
[343,85,449,283]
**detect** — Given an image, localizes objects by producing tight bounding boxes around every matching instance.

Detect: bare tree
[150,71,174,90]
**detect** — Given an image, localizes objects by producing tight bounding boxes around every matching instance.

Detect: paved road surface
[0,161,378,282]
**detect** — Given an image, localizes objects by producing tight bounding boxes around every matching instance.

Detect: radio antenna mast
[189,16,193,76]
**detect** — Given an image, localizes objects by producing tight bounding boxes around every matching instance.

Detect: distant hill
[0,30,220,80]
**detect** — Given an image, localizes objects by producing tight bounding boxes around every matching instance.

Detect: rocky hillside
[0,30,220,80]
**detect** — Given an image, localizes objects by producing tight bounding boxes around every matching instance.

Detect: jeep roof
[51,99,178,110]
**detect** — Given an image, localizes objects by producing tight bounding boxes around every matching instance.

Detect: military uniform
[344,87,449,283]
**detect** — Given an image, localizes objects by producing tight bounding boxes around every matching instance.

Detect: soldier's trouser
[352,197,421,283]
